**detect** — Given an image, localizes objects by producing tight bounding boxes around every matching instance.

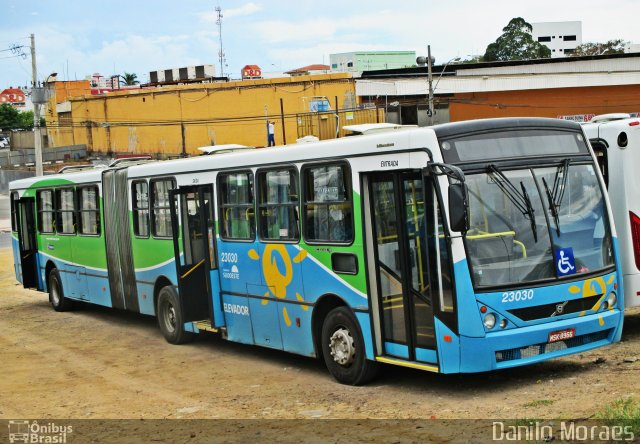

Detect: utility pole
[427,45,434,126]
[30,33,44,176]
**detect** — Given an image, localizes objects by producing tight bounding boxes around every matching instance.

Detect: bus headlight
[484,313,496,329]
[606,292,617,309]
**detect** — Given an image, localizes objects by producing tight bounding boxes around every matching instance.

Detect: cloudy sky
[1,0,640,87]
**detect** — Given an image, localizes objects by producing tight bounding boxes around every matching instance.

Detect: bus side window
[257,167,299,242]
[132,180,149,237]
[77,185,101,236]
[55,188,76,234]
[218,171,256,241]
[150,178,175,238]
[10,192,18,232]
[302,163,353,244]
[37,189,55,234]
[590,139,608,188]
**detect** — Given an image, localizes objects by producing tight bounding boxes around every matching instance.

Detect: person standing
[267,121,276,147]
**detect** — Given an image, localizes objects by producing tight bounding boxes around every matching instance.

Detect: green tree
[0,104,45,131]
[459,55,485,64]
[121,72,139,85]
[570,39,628,56]
[0,104,20,130]
[483,17,552,62]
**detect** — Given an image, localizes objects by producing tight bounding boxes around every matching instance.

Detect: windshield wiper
[542,158,571,237]
[487,164,537,242]
[542,177,559,236]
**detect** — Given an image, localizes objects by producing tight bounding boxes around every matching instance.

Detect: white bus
[584,113,640,308]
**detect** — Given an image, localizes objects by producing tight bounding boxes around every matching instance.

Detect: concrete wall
[47,74,361,156]
[0,170,36,194]
[9,131,48,150]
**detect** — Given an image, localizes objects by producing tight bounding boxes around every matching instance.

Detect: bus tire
[157,286,193,345]
[321,306,379,385]
[48,268,73,312]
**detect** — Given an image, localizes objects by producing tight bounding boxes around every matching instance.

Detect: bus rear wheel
[321,306,379,385]
[157,286,193,345]
[48,268,73,312]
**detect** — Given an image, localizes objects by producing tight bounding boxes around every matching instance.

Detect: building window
[302,163,353,243]
[132,180,149,237]
[78,186,100,235]
[564,48,575,55]
[58,112,72,128]
[563,35,577,41]
[55,188,76,234]
[257,168,299,241]
[218,171,255,241]
[347,61,353,68]
[538,36,551,42]
[331,63,338,69]
[150,178,175,238]
[37,189,55,233]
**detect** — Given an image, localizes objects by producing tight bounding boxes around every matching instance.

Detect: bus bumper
[457,309,623,372]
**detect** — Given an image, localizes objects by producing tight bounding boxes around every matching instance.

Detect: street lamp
[418,46,467,124]
[31,72,57,176]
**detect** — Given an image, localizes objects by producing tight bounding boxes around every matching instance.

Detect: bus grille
[495,329,611,363]
[506,294,602,321]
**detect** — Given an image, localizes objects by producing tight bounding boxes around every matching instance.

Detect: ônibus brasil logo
[8,420,73,443]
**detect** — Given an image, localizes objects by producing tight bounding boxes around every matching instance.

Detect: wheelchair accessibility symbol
[555,247,576,276]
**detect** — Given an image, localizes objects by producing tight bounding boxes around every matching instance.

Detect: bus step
[375,356,439,373]
[193,320,222,333]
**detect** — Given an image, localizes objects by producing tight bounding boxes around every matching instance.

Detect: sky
[1,0,640,88]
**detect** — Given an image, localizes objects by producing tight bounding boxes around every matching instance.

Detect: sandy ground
[1,247,639,442]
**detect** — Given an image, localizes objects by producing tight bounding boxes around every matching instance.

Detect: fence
[0,145,87,168]
[296,107,385,141]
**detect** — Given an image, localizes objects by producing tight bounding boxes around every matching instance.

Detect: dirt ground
[1,246,639,442]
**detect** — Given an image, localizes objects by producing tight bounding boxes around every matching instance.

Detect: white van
[583,114,640,308]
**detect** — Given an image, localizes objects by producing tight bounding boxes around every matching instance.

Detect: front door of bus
[170,185,215,323]
[366,172,437,363]
[16,197,38,289]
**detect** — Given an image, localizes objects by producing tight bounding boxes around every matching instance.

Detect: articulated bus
[583,113,640,309]
[10,118,623,385]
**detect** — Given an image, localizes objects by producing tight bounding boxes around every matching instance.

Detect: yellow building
[46,74,382,157]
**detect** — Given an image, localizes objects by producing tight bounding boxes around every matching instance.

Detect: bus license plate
[548,328,576,343]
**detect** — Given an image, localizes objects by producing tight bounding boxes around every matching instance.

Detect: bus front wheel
[48,268,73,312]
[157,286,193,345]
[321,306,379,385]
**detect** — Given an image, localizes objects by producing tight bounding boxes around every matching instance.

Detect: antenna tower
[216,6,225,78]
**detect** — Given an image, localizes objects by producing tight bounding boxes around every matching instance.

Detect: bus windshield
[465,163,614,288]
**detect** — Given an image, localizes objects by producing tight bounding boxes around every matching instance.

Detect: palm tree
[121,72,140,86]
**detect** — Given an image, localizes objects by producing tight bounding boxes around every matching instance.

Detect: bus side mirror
[448,183,469,233]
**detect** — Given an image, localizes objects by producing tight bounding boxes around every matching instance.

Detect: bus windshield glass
[440,130,587,163]
[465,163,614,289]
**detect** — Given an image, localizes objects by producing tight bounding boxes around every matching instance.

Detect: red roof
[285,64,330,74]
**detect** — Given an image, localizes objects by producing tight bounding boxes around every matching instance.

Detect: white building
[532,21,582,57]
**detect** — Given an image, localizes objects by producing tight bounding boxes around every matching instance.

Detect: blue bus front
[435,121,624,373]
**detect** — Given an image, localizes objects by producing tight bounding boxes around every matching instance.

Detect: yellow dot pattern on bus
[248,245,308,327]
